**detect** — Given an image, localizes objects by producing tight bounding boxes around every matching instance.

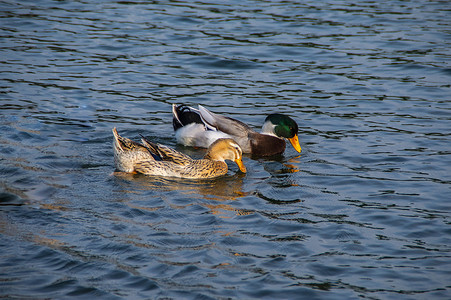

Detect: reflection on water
[282,155,302,174]
[112,172,246,200]
[112,172,250,217]
[1,0,450,299]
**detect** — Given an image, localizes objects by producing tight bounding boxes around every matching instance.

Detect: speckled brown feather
[135,159,228,179]
[112,128,154,172]
[140,136,191,166]
[113,129,245,179]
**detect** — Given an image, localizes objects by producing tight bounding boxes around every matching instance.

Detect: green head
[265,114,298,138]
[264,114,301,153]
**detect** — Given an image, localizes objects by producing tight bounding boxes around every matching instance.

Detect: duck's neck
[204,152,224,161]
[203,153,214,160]
[261,121,278,137]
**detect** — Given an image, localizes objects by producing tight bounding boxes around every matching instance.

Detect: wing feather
[198,105,253,138]
[140,136,192,166]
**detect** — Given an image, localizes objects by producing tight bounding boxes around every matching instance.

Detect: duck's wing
[198,105,254,138]
[140,136,192,166]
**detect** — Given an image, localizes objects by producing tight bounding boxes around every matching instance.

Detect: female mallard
[112,128,246,179]
[172,104,301,156]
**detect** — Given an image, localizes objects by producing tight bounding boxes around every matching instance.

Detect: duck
[172,104,301,156]
[112,128,246,179]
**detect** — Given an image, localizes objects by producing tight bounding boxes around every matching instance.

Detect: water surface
[1,0,450,299]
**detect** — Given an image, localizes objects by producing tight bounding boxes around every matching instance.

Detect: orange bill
[288,134,301,153]
[234,158,247,173]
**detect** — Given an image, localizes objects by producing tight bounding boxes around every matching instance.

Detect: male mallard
[112,128,246,179]
[172,104,301,156]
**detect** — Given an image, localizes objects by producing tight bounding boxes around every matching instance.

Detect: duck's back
[181,159,228,178]
[134,159,228,179]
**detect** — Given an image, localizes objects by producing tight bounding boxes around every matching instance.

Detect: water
[1,0,450,299]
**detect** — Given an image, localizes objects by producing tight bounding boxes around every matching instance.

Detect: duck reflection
[112,170,249,217]
[257,154,302,176]
[283,155,302,174]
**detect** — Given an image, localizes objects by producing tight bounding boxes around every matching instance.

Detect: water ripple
[1,0,450,299]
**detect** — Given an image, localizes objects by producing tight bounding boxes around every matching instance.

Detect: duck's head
[204,138,246,173]
[263,114,301,153]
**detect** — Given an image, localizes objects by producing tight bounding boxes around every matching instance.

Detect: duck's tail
[172,104,203,130]
[112,128,155,172]
[112,127,125,152]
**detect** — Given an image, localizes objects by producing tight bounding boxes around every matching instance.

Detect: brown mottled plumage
[112,128,246,179]
[112,128,154,173]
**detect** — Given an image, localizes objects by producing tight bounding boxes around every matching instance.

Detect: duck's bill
[288,134,302,153]
[234,158,247,173]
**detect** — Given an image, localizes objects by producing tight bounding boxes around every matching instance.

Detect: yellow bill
[288,134,301,153]
[234,158,247,173]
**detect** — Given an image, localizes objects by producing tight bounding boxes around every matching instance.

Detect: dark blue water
[1,0,450,299]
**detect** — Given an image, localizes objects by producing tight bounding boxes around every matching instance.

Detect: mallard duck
[172,104,301,156]
[112,128,246,179]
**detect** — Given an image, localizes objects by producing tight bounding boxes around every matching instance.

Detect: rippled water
[1,0,450,299]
